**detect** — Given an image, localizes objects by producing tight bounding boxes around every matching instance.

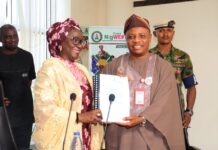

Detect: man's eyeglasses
[67,37,87,47]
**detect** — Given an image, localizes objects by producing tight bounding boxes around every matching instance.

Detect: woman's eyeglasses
[67,37,87,47]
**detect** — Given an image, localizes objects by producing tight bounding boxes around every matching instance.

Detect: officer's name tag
[134,88,145,106]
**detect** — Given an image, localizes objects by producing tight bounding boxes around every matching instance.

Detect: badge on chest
[134,77,152,106]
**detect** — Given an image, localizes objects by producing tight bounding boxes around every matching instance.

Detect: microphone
[70,93,76,101]
[109,94,115,103]
[100,94,115,150]
[62,93,77,150]
[105,94,115,134]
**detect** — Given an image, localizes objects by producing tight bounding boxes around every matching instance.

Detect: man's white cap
[153,20,175,30]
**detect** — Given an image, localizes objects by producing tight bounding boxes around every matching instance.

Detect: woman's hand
[115,116,144,127]
[78,109,102,124]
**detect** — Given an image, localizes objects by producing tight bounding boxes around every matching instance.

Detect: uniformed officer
[150,20,198,129]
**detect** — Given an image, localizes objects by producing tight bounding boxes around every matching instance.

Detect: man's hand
[115,116,144,127]
[3,97,11,106]
[183,112,191,128]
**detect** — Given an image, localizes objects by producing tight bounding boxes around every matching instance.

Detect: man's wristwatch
[184,108,193,116]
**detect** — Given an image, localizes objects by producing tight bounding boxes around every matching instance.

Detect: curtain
[17,0,56,72]
[0,0,72,72]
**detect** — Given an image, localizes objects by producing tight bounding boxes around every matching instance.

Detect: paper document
[99,74,130,122]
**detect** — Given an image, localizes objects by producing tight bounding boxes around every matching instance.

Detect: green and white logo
[91,31,103,43]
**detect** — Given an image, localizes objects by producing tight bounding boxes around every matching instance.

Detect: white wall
[56,0,72,22]
[105,0,218,149]
[71,0,106,26]
[71,0,218,149]
[105,0,133,25]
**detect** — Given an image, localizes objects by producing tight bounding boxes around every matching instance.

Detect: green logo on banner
[91,31,103,43]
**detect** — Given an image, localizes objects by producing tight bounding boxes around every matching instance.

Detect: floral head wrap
[46,18,80,57]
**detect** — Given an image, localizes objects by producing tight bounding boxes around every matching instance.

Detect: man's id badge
[134,88,145,106]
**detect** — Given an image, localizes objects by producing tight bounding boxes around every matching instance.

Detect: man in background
[150,20,198,149]
[0,24,36,149]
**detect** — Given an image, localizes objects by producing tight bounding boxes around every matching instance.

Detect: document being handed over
[98,74,130,122]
